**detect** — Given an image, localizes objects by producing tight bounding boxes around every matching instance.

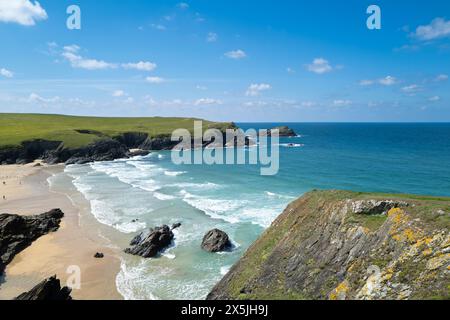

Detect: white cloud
[112,90,127,97]
[61,45,157,72]
[378,76,398,86]
[207,32,218,42]
[146,76,165,84]
[246,83,272,97]
[360,76,398,86]
[225,49,247,59]
[300,101,317,107]
[412,18,450,41]
[333,100,352,107]
[124,97,135,104]
[359,79,375,86]
[122,61,157,71]
[63,45,80,53]
[62,46,116,70]
[177,2,189,9]
[151,24,166,31]
[401,84,422,94]
[243,101,269,107]
[286,67,296,74]
[196,85,207,90]
[429,96,440,102]
[194,98,223,106]
[306,58,333,74]
[435,74,448,82]
[0,68,13,78]
[0,0,47,26]
[27,93,60,104]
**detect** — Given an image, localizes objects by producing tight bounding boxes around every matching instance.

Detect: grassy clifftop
[0,113,233,149]
[208,190,450,300]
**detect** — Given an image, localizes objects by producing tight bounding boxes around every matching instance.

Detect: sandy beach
[0,163,123,300]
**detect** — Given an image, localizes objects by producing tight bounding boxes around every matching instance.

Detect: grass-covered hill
[0,113,234,149]
[208,190,450,300]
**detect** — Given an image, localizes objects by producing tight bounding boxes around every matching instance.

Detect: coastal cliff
[0,113,236,165]
[208,190,450,300]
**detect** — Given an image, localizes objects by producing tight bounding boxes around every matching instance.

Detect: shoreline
[0,163,123,300]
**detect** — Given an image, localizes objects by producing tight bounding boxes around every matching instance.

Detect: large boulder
[124,225,174,258]
[0,209,64,275]
[15,276,72,300]
[201,229,231,253]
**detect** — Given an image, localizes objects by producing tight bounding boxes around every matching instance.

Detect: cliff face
[208,190,450,300]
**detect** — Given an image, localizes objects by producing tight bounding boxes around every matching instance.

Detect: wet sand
[0,163,123,300]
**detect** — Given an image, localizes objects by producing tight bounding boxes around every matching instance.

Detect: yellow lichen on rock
[426,253,450,271]
[329,281,350,300]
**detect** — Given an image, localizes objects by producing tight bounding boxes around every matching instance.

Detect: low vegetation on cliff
[0,113,233,149]
[208,190,450,300]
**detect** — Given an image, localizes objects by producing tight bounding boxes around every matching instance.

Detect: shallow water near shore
[49,123,450,300]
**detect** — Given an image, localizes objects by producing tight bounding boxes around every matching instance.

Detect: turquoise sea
[49,123,450,299]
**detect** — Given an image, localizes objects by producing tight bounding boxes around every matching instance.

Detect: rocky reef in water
[208,190,450,300]
[0,209,64,276]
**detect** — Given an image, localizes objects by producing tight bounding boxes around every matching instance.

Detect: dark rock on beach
[94,252,104,259]
[125,225,175,258]
[14,276,72,300]
[0,209,64,275]
[201,229,231,253]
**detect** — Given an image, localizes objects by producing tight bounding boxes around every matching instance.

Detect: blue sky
[0,0,449,122]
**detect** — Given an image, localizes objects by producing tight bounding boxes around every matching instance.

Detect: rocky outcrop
[260,126,297,137]
[349,199,409,215]
[208,190,450,300]
[0,140,62,165]
[0,123,238,165]
[62,139,129,165]
[139,135,179,151]
[14,276,72,300]
[0,209,64,275]
[114,132,149,149]
[201,229,232,252]
[124,225,176,258]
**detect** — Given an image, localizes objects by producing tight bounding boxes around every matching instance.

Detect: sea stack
[201,229,232,253]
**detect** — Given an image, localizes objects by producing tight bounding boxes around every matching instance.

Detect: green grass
[0,113,234,149]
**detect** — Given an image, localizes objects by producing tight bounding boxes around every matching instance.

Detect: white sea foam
[265,191,296,200]
[279,143,304,148]
[220,265,231,275]
[162,252,176,260]
[181,192,245,224]
[90,199,146,233]
[153,192,176,201]
[240,206,283,228]
[116,259,161,300]
[175,182,222,190]
[164,171,187,177]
